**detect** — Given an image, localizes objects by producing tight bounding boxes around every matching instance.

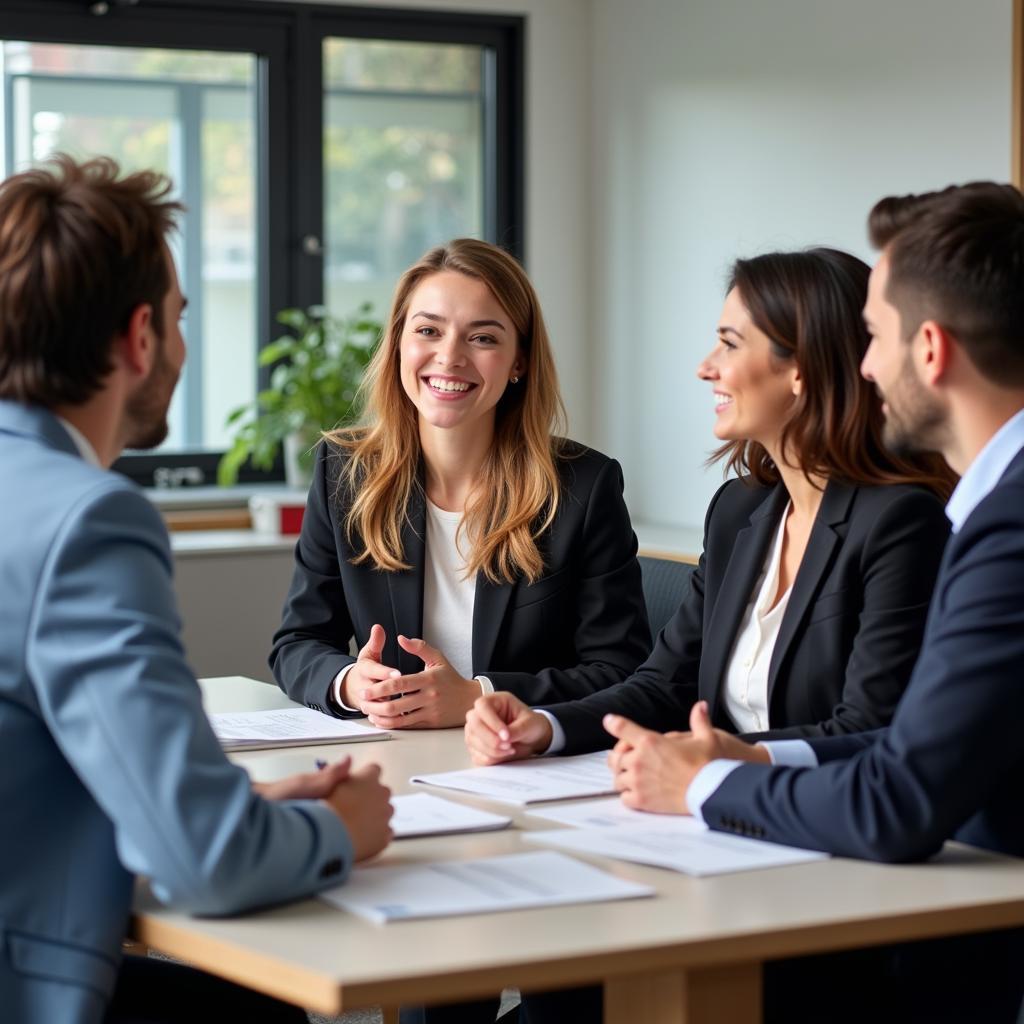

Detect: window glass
[1,40,258,452]
[323,38,485,318]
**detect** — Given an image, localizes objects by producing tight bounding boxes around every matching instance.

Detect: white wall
[589,0,1013,529]
[182,0,1015,676]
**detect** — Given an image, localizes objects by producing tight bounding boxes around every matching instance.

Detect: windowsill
[148,484,310,533]
[165,521,700,562]
[147,483,300,511]
[634,523,702,565]
[147,485,701,561]
[170,529,297,557]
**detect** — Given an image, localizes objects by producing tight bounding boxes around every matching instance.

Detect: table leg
[380,1008,399,1024]
[604,963,761,1024]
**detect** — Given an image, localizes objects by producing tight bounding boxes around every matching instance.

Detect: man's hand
[341,624,401,709]
[252,757,351,801]
[359,636,480,729]
[321,763,394,862]
[464,692,553,765]
[605,701,770,814]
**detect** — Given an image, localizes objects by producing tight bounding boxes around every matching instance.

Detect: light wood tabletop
[130,676,1024,1023]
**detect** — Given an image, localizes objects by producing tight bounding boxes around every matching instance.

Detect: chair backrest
[637,555,694,643]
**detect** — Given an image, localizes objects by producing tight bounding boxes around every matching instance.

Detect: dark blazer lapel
[701,485,787,725]
[472,573,516,674]
[385,484,427,674]
[766,479,855,700]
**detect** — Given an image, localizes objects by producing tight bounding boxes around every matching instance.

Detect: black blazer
[270,440,651,714]
[547,476,950,753]
[705,445,1024,864]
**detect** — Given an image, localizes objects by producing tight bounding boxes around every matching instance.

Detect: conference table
[130,676,1024,1023]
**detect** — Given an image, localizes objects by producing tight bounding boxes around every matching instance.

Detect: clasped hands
[464,693,770,814]
[252,757,393,862]
[340,623,481,729]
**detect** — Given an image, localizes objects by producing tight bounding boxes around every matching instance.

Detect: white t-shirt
[421,499,475,679]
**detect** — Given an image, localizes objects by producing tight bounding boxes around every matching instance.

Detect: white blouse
[421,499,476,680]
[721,503,793,733]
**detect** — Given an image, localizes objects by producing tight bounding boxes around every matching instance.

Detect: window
[322,38,486,317]
[0,1,523,487]
[3,41,259,454]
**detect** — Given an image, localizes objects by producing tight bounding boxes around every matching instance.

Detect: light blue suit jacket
[0,401,354,1024]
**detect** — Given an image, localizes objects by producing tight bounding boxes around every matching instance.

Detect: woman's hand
[340,624,402,709]
[464,692,554,764]
[358,636,481,729]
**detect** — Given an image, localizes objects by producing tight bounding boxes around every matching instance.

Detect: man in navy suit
[604,183,1024,1021]
[0,156,393,1024]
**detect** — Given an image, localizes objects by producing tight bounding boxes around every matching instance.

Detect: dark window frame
[0,0,525,488]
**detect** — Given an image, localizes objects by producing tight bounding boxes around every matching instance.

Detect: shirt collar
[945,407,1024,532]
[55,416,102,468]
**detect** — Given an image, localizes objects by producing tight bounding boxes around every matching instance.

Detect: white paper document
[209,707,387,750]
[319,850,653,923]
[524,823,828,877]
[391,793,512,839]
[526,796,692,829]
[411,751,615,805]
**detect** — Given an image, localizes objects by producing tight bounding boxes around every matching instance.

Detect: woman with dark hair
[449,246,955,1024]
[465,247,954,765]
[270,238,650,733]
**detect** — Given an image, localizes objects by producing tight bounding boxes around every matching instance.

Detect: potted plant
[218,303,382,487]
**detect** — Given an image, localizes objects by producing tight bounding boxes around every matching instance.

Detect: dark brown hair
[868,181,1024,386]
[713,247,954,497]
[0,154,182,406]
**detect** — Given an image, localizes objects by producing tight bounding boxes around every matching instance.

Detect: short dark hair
[713,247,954,498]
[868,182,1024,386]
[0,154,182,406]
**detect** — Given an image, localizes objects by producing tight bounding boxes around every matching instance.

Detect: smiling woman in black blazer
[465,248,955,768]
[270,239,649,731]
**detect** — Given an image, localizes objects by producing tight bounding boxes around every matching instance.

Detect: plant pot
[283,431,315,489]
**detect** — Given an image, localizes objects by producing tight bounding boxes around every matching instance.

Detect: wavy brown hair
[712,247,954,497]
[327,239,568,584]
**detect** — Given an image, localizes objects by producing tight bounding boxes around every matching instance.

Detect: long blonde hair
[327,239,567,584]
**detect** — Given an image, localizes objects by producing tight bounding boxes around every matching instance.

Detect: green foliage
[217,304,381,487]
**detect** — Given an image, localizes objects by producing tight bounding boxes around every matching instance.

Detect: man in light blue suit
[0,156,393,1024]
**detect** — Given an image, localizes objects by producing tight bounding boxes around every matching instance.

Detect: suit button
[319,858,343,878]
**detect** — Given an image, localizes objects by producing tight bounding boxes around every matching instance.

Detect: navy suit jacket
[704,446,1024,861]
[546,477,949,753]
[271,439,651,713]
[0,402,354,1024]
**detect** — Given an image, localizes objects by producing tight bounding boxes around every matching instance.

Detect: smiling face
[399,269,524,439]
[696,287,800,452]
[861,253,947,457]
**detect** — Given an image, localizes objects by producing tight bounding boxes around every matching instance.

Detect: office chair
[637,555,694,642]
